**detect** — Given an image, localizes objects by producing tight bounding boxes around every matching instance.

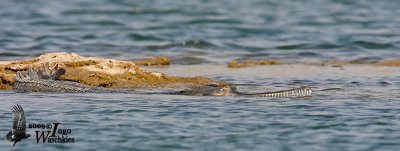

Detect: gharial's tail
[14,63,66,82]
[245,86,312,98]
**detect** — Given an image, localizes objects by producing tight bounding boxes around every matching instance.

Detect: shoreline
[0,52,224,90]
[1,52,398,91]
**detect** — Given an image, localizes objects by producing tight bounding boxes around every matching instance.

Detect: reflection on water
[0,90,399,150]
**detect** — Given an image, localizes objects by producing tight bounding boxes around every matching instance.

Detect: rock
[228,59,280,68]
[304,59,400,67]
[132,56,170,66]
[303,60,349,67]
[375,60,400,66]
[0,52,223,90]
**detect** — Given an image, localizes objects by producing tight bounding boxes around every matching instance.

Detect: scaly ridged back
[14,79,110,93]
[13,63,110,93]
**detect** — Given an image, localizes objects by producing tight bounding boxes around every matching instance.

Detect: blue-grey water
[1,0,400,62]
[0,0,400,150]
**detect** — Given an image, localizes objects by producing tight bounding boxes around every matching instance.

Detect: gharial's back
[13,64,110,93]
[13,63,312,98]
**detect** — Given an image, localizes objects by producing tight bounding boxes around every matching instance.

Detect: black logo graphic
[5,104,30,147]
[4,104,75,147]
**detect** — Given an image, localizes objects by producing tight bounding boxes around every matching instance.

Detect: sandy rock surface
[0,52,221,90]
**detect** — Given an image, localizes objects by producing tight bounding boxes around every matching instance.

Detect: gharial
[13,63,312,97]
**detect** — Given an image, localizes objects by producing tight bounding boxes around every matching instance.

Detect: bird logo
[5,104,30,147]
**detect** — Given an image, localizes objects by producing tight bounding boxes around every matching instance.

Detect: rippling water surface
[1,0,400,62]
[0,0,399,150]
[1,64,399,151]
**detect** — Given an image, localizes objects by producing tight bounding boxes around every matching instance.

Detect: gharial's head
[208,83,237,96]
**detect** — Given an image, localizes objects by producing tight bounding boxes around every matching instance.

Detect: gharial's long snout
[246,86,312,98]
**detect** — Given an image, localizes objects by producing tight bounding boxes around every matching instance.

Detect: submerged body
[177,84,312,97]
[13,64,312,97]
